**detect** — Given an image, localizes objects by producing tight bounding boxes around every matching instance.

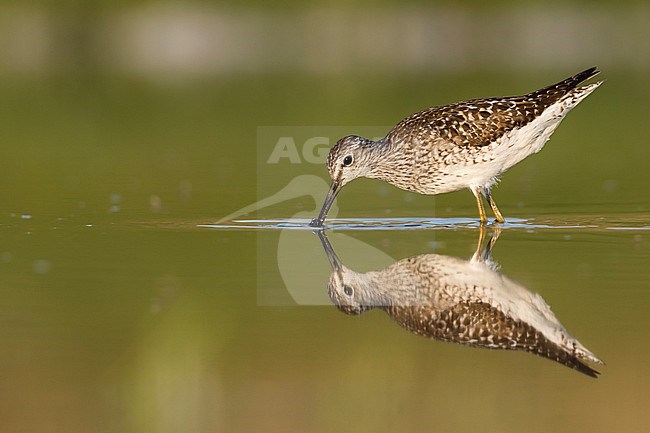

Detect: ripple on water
[198,216,620,231]
[199,212,650,232]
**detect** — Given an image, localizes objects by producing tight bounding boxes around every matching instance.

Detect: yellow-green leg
[472,224,504,263]
[486,191,505,223]
[487,226,502,254]
[471,188,488,224]
[471,224,487,262]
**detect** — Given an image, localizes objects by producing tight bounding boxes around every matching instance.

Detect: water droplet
[376,185,391,197]
[602,179,619,193]
[1,252,12,263]
[150,195,162,212]
[33,259,51,274]
[179,180,192,200]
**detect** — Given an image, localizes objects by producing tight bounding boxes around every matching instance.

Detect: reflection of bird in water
[319,228,604,377]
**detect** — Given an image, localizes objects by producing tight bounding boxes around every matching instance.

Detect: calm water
[1,212,649,432]
[1,73,649,432]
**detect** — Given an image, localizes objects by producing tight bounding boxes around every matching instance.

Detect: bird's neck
[359,268,423,308]
[363,138,413,186]
[346,270,394,309]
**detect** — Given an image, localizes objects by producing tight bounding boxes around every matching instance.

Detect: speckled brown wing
[385,67,600,148]
[387,98,537,148]
[386,301,600,378]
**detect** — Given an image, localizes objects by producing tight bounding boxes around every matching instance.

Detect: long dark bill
[309,180,341,227]
[316,231,342,272]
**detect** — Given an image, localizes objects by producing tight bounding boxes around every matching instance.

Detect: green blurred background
[0,1,649,432]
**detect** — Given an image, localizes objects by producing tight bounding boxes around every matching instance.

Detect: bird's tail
[530,66,601,99]
[529,333,603,378]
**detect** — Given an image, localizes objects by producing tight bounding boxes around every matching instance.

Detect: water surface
[2,209,649,432]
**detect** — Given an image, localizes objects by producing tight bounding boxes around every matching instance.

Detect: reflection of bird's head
[327,267,373,316]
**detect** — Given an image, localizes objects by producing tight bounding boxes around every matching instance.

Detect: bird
[318,228,604,377]
[310,67,603,227]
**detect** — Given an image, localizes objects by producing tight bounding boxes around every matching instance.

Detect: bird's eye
[342,155,353,167]
[343,285,354,296]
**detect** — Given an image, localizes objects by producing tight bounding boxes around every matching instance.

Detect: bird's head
[327,268,373,316]
[318,230,373,315]
[326,135,374,187]
[310,135,375,227]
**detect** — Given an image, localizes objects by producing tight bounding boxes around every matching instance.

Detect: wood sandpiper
[318,229,604,377]
[311,67,603,227]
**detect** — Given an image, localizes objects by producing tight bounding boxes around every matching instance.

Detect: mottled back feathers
[385,67,600,148]
[387,301,600,378]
